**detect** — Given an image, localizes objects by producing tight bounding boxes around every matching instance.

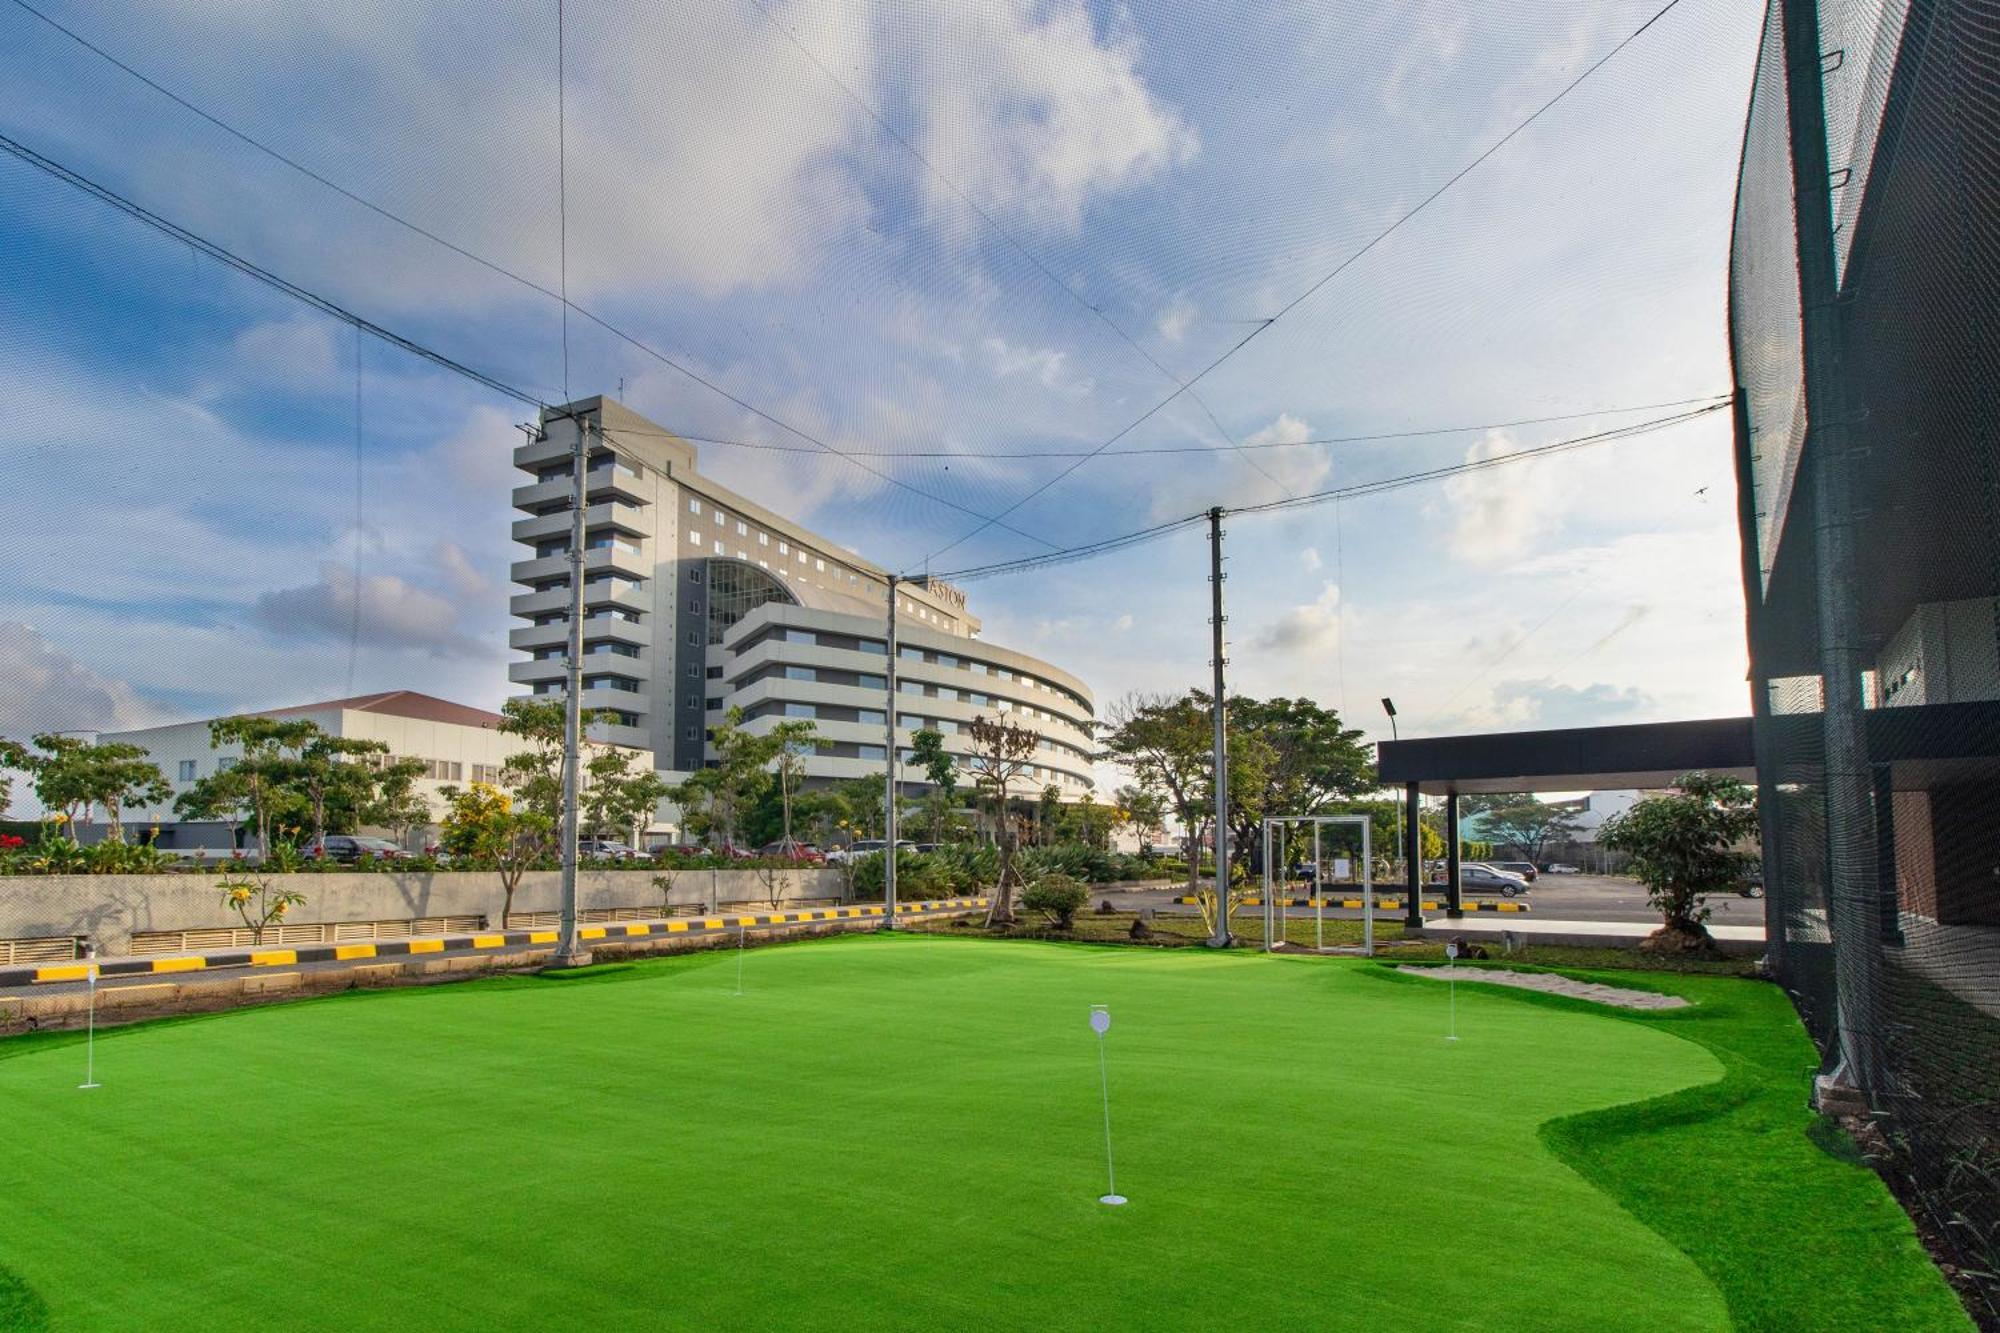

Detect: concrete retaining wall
[0,867,848,955]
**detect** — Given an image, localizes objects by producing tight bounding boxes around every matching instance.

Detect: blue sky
[0,0,1763,756]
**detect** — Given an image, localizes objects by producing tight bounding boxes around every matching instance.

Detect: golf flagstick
[1445,941,1459,1042]
[1090,1005,1124,1205]
[79,946,100,1089]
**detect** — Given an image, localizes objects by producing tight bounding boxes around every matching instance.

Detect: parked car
[1459,864,1532,897]
[578,838,644,861]
[648,843,709,860]
[305,835,407,863]
[755,841,826,864]
[1544,863,1582,875]
[1736,868,1765,899]
[1492,861,1539,883]
[825,839,915,866]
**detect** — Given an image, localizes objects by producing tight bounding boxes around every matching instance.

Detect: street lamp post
[1382,698,1400,877]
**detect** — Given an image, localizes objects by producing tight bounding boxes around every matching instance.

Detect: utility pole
[1206,507,1231,948]
[883,574,899,929]
[554,407,591,967]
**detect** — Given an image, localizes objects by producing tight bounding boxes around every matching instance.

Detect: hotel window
[218,756,238,772]
[687,630,699,645]
[688,567,703,583]
[937,654,958,669]
[714,541,724,555]
[857,745,886,761]
[688,498,701,514]
[798,551,808,565]
[684,726,697,741]
[858,674,885,690]
[784,666,815,681]
[689,530,702,546]
[857,709,885,726]
[758,532,768,546]
[685,663,699,678]
[784,703,816,719]
[177,759,197,781]
[784,629,814,644]
[778,541,789,555]
[900,681,924,695]
[713,509,724,526]
[816,558,826,571]
[937,687,958,703]
[736,520,747,536]
[900,646,924,661]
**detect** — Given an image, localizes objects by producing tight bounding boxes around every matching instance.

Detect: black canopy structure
[1373,717,1757,922]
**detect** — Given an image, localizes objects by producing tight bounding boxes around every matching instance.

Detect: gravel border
[1398,965,1691,1010]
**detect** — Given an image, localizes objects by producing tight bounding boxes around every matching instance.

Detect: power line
[740,0,1292,497]
[920,0,1691,563]
[0,132,547,406]
[928,400,1725,583]
[601,393,1728,459]
[3,0,1054,550]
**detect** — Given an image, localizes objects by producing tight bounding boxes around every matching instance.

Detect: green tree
[25,734,171,844]
[668,708,775,850]
[1037,783,1061,846]
[1055,795,1116,849]
[909,727,957,843]
[1114,784,1166,849]
[829,776,885,841]
[584,746,669,842]
[206,716,320,859]
[1599,773,1758,950]
[766,718,827,853]
[1100,692,1213,893]
[362,756,433,850]
[438,782,551,929]
[294,734,390,854]
[1213,695,1373,872]
[967,713,1039,924]
[0,738,26,818]
[495,697,578,823]
[219,877,307,946]
[1470,797,1583,866]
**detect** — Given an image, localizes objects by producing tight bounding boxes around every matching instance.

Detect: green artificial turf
[0,936,1966,1330]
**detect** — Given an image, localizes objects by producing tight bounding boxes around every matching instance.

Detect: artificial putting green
[0,936,1967,1331]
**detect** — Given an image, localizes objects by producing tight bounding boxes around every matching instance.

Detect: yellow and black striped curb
[0,898,993,989]
[1166,896,1534,912]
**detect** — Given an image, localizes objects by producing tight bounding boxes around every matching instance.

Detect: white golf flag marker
[1089,1004,1124,1205]
[1444,942,1460,1042]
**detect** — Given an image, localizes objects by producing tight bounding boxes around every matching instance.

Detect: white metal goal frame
[1260,815,1374,956]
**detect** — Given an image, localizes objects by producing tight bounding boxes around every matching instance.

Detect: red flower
[0,834,22,850]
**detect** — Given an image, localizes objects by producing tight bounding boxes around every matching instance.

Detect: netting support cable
[1781,0,1884,1093]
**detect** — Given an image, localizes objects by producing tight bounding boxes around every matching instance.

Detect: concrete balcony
[511,467,645,513]
[510,546,648,590]
[511,582,651,620]
[508,621,571,652]
[578,683,649,717]
[511,501,653,545]
[509,615,650,654]
[509,658,568,686]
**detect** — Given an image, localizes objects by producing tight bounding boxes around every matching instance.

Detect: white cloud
[910,0,1199,237]
[250,564,482,658]
[983,336,1094,396]
[1113,612,1134,632]
[1301,546,1323,572]
[1156,294,1197,342]
[1253,581,1342,656]
[1443,429,1566,562]
[1486,679,1654,730]
[434,542,490,600]
[0,623,166,735]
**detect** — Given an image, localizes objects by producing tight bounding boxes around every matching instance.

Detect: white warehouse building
[510,397,1096,797]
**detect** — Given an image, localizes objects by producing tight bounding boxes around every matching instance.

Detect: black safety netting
[1733,0,2000,1315]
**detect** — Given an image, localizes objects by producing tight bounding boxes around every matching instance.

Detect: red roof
[263,690,505,730]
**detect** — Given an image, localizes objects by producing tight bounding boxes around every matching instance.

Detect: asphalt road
[1103,874,1769,926]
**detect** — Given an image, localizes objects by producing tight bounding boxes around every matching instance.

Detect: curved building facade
[508,396,1095,796]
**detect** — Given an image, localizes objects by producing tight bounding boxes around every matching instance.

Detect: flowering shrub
[218,876,307,944]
